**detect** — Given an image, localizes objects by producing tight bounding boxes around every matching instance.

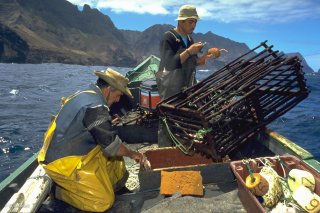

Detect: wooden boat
[125,55,160,83]
[109,54,160,116]
[1,129,319,212]
[1,55,319,212]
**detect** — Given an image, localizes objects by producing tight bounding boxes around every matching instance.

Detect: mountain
[125,24,252,71]
[0,0,315,73]
[0,0,252,68]
[192,31,252,71]
[286,53,314,73]
[0,0,138,66]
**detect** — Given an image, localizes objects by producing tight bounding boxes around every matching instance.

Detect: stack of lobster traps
[157,41,309,161]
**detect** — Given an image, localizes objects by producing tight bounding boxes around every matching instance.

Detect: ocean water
[0,63,319,181]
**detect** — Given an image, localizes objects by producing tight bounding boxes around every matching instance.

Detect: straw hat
[176,5,200,21]
[95,68,133,99]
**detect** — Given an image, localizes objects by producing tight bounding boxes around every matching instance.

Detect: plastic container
[139,80,161,111]
[230,154,320,213]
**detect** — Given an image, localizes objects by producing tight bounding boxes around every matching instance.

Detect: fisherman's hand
[112,114,122,124]
[188,42,206,55]
[128,150,144,164]
[128,151,151,170]
[197,54,209,65]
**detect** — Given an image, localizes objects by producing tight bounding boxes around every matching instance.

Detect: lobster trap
[157,41,309,161]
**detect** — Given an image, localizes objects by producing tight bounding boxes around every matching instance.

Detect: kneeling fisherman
[38,68,144,212]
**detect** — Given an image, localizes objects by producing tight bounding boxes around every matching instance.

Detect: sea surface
[0,63,319,182]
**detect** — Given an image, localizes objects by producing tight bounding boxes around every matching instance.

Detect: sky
[67,0,320,72]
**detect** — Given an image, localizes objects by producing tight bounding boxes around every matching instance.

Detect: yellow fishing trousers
[42,146,126,212]
[38,89,127,212]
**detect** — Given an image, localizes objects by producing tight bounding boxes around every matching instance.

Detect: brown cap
[176,5,200,21]
[95,68,133,99]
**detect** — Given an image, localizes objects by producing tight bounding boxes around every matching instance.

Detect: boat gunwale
[0,152,38,209]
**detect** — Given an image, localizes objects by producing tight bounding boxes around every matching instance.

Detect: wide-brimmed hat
[95,68,133,99]
[176,5,200,21]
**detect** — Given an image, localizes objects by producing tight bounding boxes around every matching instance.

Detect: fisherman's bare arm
[180,42,205,63]
[115,143,144,163]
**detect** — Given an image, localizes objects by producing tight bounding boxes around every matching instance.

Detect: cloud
[96,1,170,15]
[67,0,320,23]
[237,27,266,34]
[68,0,97,6]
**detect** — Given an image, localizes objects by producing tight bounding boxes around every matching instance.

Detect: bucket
[139,80,160,111]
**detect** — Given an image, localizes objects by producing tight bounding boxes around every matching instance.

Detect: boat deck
[38,172,244,213]
[36,139,272,213]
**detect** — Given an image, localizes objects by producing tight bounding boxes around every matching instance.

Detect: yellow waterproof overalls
[38,87,126,212]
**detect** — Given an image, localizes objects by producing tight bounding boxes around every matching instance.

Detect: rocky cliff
[0,0,137,66]
[286,53,314,73]
[123,24,252,71]
[0,0,315,72]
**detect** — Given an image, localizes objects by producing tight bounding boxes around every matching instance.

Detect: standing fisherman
[156,5,217,146]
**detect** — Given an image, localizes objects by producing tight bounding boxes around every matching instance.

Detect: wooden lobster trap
[157,41,309,160]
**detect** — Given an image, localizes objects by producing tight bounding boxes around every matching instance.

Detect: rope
[162,118,193,154]
[242,159,255,182]
[275,156,314,188]
[193,128,212,142]
[276,156,313,187]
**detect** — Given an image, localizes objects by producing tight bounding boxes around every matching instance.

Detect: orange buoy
[245,173,269,196]
[207,48,228,58]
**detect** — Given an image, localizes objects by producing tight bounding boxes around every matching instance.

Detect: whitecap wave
[2,148,9,154]
[0,137,9,144]
[9,89,19,95]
